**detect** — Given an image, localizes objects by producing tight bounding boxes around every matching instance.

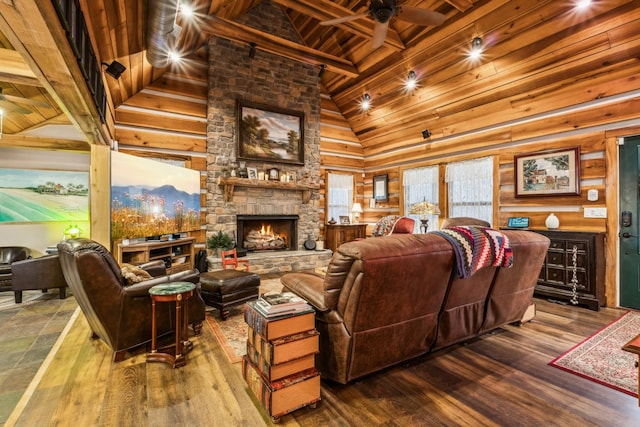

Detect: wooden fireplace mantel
[217,177,319,203]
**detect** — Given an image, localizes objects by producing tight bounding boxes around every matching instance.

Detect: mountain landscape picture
[111,151,201,240]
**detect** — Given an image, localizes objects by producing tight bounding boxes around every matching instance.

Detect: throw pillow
[121,263,152,285]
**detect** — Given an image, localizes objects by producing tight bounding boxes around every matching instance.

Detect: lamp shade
[409,201,440,215]
[351,203,363,214]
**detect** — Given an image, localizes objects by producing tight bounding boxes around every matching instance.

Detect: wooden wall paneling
[124,91,207,117]
[115,109,207,134]
[147,78,208,99]
[320,154,363,169]
[320,139,364,156]
[115,128,206,152]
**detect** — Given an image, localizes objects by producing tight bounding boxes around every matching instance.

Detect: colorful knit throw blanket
[431,226,513,279]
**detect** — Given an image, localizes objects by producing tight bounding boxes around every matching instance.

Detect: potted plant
[207,231,235,257]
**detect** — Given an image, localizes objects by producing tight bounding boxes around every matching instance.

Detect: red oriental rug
[206,278,283,363]
[549,311,640,398]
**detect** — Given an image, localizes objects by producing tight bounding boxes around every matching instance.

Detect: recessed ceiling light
[168,51,182,63]
[575,0,591,10]
[180,3,194,18]
[405,70,417,91]
[361,93,372,111]
[469,36,483,60]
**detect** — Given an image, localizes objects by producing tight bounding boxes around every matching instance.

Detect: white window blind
[445,156,493,225]
[403,165,439,232]
[327,173,353,223]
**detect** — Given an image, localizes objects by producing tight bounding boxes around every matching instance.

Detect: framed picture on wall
[514,147,580,197]
[373,174,388,201]
[237,100,304,165]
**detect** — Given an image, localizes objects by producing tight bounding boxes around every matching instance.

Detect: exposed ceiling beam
[0,0,109,145]
[272,0,405,51]
[199,15,359,79]
[0,47,41,85]
[445,0,475,13]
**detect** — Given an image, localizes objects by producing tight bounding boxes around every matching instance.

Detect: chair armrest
[136,260,167,277]
[281,272,330,312]
[123,269,200,297]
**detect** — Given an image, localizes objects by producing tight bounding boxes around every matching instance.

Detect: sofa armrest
[281,272,330,312]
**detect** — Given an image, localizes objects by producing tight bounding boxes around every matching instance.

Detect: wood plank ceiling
[0,0,638,165]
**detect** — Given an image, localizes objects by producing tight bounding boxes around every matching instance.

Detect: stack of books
[242,297,320,422]
[253,291,313,318]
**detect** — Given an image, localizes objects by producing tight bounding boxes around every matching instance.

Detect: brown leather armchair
[57,238,205,362]
[0,246,32,295]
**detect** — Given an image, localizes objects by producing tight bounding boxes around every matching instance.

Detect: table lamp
[408,201,440,233]
[351,203,363,223]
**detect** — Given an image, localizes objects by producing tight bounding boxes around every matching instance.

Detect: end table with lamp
[409,200,440,233]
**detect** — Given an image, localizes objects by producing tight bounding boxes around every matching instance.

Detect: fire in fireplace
[237,215,298,251]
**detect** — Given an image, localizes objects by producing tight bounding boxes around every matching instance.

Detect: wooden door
[619,135,640,309]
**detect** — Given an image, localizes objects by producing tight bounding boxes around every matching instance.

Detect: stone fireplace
[203,1,330,273]
[237,215,298,252]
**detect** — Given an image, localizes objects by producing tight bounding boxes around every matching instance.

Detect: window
[445,156,494,225]
[403,165,439,232]
[327,173,353,223]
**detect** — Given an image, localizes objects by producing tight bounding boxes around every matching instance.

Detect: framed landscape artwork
[237,100,304,165]
[0,168,89,223]
[514,147,580,197]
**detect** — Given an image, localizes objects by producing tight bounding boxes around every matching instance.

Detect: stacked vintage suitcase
[242,298,321,422]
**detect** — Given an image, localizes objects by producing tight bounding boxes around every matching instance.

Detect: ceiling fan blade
[0,93,49,108]
[397,6,445,26]
[372,21,389,49]
[320,12,369,26]
[0,100,32,115]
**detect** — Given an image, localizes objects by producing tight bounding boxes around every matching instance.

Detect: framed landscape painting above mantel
[237,100,304,165]
[514,147,581,197]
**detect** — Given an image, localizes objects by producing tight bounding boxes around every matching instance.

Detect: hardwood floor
[7,299,639,426]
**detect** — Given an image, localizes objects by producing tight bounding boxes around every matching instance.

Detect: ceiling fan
[320,0,445,49]
[0,87,49,115]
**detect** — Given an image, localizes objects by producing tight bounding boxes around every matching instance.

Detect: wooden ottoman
[200,270,260,320]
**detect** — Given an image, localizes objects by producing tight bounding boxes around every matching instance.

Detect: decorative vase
[545,213,559,229]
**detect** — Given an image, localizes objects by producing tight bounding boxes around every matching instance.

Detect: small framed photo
[288,172,296,183]
[339,215,350,225]
[373,174,388,201]
[247,167,257,179]
[267,168,280,181]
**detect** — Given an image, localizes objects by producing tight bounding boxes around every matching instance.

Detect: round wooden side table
[147,281,196,368]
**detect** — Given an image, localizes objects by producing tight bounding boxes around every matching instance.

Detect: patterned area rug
[206,278,283,363]
[549,311,640,397]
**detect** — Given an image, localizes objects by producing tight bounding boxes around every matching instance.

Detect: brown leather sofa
[281,230,550,384]
[0,246,32,296]
[11,254,68,303]
[57,238,206,362]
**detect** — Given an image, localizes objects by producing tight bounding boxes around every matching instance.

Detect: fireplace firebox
[237,215,299,251]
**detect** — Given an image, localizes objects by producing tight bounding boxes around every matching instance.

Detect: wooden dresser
[325,224,367,252]
[532,229,605,311]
